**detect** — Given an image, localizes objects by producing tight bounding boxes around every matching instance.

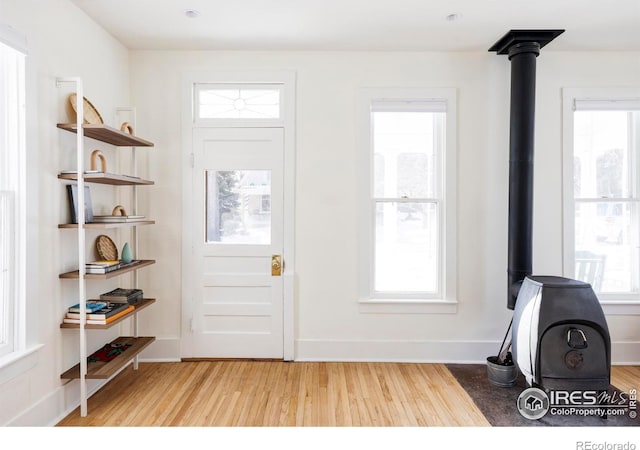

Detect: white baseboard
[295,338,640,365]
[610,341,640,365]
[295,339,500,363]
[138,336,181,362]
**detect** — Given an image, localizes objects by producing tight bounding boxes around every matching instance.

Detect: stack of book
[99,287,144,305]
[85,260,120,274]
[63,301,135,325]
[92,215,146,223]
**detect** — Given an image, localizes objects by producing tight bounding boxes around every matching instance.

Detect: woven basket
[67,93,103,125]
[95,235,118,261]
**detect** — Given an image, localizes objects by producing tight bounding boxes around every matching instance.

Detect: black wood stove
[512,275,611,391]
[489,30,612,392]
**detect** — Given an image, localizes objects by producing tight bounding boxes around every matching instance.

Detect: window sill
[358,299,458,314]
[0,344,44,386]
[600,301,640,315]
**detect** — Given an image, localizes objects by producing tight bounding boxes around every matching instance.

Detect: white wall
[1,0,130,426]
[130,50,640,363]
[1,0,639,427]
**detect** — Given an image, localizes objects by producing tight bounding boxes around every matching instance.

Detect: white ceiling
[70,0,640,52]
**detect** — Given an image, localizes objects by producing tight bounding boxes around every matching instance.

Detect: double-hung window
[359,88,457,313]
[0,32,26,360]
[563,88,640,312]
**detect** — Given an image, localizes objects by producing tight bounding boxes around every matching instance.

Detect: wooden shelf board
[60,298,156,329]
[58,172,154,186]
[58,220,155,229]
[59,259,155,279]
[57,123,154,147]
[60,336,155,379]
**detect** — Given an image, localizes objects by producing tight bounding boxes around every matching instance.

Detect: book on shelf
[68,301,109,313]
[91,215,146,223]
[100,287,143,304]
[85,259,121,274]
[65,302,132,320]
[87,342,133,362]
[86,259,120,267]
[59,170,102,175]
[67,183,94,224]
[63,305,135,325]
[117,260,142,270]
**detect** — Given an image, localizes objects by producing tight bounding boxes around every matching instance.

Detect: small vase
[121,242,133,264]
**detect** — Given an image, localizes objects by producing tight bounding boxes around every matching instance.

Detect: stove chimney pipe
[489,30,564,310]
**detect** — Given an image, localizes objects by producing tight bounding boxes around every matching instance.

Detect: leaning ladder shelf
[56,77,156,417]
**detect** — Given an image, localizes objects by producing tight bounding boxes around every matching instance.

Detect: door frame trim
[180,70,296,360]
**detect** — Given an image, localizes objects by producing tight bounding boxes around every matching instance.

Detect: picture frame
[66,183,94,224]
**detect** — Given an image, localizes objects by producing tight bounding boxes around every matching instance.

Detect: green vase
[121,242,132,263]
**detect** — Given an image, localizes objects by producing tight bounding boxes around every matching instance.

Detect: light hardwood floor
[56,362,639,427]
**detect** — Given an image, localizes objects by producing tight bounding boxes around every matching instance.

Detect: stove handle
[567,328,588,349]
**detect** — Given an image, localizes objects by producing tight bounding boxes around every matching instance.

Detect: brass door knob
[271,255,282,276]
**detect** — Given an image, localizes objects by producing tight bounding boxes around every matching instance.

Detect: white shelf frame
[56,77,88,416]
[56,82,148,417]
[115,106,140,370]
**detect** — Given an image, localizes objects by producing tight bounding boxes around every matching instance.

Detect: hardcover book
[85,260,121,274]
[65,302,131,320]
[67,183,94,224]
[100,287,143,304]
[92,215,146,223]
[63,305,135,325]
[68,301,108,313]
[87,343,133,362]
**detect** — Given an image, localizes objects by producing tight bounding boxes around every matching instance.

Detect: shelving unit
[57,77,156,417]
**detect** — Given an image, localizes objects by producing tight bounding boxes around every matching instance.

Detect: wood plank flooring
[56,361,491,426]
[56,362,639,427]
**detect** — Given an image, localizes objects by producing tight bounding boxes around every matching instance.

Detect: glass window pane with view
[198,87,280,119]
[372,110,444,293]
[573,110,640,293]
[206,170,271,244]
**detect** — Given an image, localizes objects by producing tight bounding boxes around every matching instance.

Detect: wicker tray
[68,93,103,125]
[95,235,118,261]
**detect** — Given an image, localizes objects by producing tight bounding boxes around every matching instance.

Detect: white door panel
[188,127,284,358]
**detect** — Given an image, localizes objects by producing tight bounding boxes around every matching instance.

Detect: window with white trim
[563,89,640,308]
[0,37,26,359]
[359,88,457,312]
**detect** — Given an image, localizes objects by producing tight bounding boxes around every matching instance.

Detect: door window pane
[206,170,271,244]
[198,87,280,119]
[374,201,439,292]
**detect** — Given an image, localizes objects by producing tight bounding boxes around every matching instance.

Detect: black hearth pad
[446,364,638,427]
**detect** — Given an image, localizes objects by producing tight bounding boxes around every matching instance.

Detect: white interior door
[187,127,284,358]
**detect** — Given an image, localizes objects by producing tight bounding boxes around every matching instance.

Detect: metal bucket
[486,355,518,387]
